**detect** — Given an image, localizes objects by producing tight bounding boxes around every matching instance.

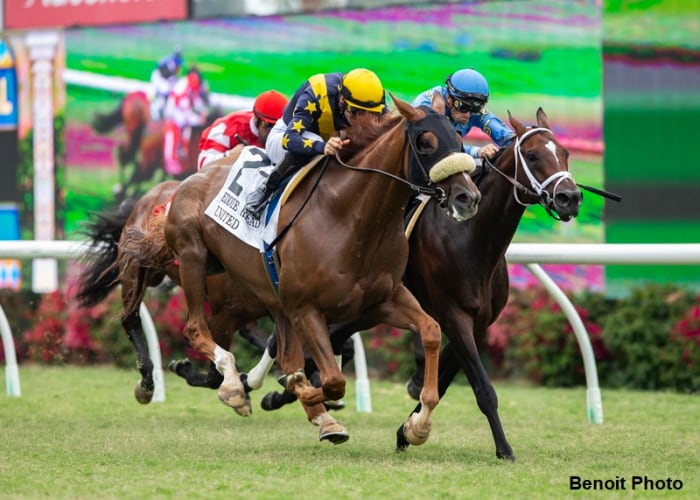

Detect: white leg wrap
[246,348,275,390]
[214,345,239,386]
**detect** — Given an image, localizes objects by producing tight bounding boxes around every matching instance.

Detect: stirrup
[244,187,271,215]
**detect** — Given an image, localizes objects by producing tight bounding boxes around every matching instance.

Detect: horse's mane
[340,111,403,160]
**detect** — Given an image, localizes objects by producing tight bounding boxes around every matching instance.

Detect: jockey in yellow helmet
[245,68,387,215]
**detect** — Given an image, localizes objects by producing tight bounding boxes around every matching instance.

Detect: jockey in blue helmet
[413,67,514,161]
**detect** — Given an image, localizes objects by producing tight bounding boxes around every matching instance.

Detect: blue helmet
[445,68,489,108]
[173,49,183,68]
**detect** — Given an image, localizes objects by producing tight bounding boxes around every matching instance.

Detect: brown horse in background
[139,97,480,444]
[92,90,221,199]
[76,179,267,413]
[92,90,151,169]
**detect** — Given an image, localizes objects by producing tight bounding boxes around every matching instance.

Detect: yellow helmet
[340,68,385,113]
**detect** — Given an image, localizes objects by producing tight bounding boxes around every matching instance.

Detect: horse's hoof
[323,399,345,411]
[134,383,154,405]
[497,450,516,461]
[402,415,431,446]
[232,401,252,417]
[315,414,349,444]
[168,359,192,377]
[219,387,249,416]
[319,427,350,445]
[260,391,279,412]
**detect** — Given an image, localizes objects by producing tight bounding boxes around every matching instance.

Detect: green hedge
[488,283,700,392]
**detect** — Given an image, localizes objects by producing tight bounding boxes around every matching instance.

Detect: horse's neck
[471,154,526,265]
[335,121,409,220]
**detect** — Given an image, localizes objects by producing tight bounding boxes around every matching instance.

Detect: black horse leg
[396,344,461,451]
[259,328,355,411]
[261,387,298,411]
[123,313,155,404]
[239,323,268,352]
[170,359,224,388]
[406,331,426,400]
[459,341,514,461]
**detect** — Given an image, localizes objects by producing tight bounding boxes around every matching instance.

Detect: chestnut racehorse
[309,107,582,459]
[139,97,480,444]
[76,180,267,413]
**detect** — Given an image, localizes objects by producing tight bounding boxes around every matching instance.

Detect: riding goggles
[451,98,484,114]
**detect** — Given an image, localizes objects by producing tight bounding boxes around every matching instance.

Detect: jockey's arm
[282,90,325,157]
[463,110,516,159]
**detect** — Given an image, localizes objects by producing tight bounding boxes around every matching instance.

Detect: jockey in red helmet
[197,90,288,170]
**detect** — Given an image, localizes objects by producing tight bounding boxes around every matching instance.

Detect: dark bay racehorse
[76,180,267,413]
[311,107,581,459]
[140,97,480,443]
[396,107,581,460]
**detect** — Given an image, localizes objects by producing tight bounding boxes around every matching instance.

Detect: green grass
[1,366,698,498]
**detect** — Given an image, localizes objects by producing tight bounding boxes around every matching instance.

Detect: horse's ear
[536,107,550,129]
[391,92,422,121]
[508,110,526,136]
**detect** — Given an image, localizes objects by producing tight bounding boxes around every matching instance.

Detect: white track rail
[64,69,253,111]
[2,241,700,422]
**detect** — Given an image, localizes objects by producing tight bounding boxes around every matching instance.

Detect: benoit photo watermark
[569,475,685,492]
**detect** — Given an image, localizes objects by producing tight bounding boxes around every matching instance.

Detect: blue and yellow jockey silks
[280,70,386,160]
[281,72,350,157]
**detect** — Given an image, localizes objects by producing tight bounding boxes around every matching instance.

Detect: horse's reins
[332,127,448,205]
[266,128,452,251]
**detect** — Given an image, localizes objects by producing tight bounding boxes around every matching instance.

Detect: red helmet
[253,90,288,124]
[187,70,201,92]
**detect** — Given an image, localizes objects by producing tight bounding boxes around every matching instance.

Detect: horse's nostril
[555,192,578,208]
[455,189,480,206]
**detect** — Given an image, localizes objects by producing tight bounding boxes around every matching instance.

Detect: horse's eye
[525,151,538,162]
[416,132,438,154]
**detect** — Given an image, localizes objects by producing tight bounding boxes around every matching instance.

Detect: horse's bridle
[484,126,574,220]
[333,128,450,206]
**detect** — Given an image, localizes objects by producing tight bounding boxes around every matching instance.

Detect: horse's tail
[92,101,123,134]
[119,211,175,314]
[75,198,137,308]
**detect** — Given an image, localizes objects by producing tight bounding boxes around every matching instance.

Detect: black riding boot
[245,154,297,214]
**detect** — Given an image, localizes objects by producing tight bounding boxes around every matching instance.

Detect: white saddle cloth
[204,146,281,251]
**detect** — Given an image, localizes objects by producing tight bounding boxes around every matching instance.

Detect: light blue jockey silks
[412,85,515,158]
